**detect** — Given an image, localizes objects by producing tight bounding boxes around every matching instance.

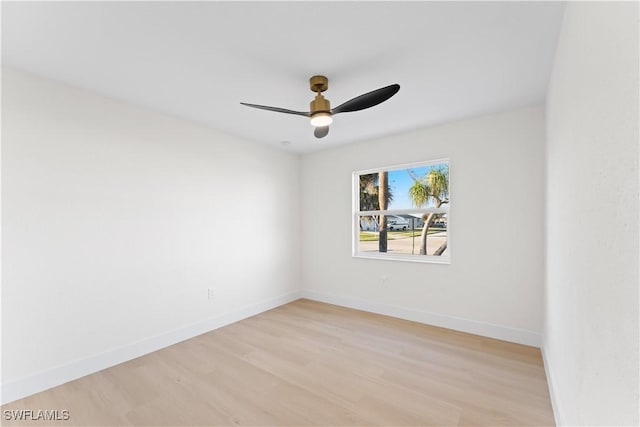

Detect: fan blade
[332,84,400,114]
[314,126,329,139]
[240,102,310,117]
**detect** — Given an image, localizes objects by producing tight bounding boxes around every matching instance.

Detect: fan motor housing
[310,94,331,114]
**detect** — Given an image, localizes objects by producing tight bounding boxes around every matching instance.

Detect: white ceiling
[2,2,565,153]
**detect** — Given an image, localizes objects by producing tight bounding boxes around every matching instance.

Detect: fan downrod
[309,75,328,93]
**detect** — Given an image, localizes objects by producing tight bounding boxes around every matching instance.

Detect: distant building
[360,214,446,231]
[396,214,424,229]
[360,216,378,231]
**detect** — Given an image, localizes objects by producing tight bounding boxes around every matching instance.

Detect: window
[353,159,450,263]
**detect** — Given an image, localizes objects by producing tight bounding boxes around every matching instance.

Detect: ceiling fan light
[310,112,332,127]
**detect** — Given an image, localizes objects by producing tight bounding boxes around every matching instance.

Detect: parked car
[387,219,410,230]
[433,220,447,228]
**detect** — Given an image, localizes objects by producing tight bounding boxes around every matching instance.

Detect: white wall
[1,68,301,402]
[544,2,639,426]
[301,106,545,345]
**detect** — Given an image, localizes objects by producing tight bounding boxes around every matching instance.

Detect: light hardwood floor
[2,299,555,426]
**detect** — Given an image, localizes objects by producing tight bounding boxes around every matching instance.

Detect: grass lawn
[360,228,446,241]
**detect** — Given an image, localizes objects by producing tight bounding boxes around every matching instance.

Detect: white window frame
[352,159,450,264]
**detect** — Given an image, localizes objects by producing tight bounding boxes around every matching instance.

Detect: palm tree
[359,173,393,232]
[408,166,449,255]
[359,174,378,211]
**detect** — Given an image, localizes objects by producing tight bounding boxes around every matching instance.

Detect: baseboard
[541,345,564,426]
[1,290,301,405]
[300,289,541,347]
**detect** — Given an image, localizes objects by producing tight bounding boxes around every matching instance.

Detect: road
[360,231,447,256]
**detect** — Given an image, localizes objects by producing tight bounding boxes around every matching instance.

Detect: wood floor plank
[2,299,555,426]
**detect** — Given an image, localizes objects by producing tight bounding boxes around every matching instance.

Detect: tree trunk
[419,200,444,255]
[419,212,437,255]
[434,241,447,256]
[378,171,388,253]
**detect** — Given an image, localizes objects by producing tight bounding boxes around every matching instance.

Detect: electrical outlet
[381,275,388,285]
[207,288,215,300]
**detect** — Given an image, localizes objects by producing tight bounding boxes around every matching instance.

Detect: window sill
[352,253,450,264]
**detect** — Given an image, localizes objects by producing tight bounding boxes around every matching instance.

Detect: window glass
[354,160,450,263]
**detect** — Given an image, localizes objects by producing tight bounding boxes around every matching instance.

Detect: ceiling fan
[240,75,400,139]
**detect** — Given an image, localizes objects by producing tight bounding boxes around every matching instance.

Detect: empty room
[1,1,638,426]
